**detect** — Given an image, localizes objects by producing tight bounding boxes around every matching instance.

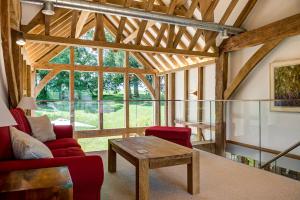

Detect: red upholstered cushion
[145,126,191,139]
[45,138,81,150]
[51,147,85,157]
[0,127,14,160]
[10,108,32,134]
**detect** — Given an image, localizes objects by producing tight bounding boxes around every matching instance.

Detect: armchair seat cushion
[51,147,85,157]
[45,138,81,150]
[145,126,191,139]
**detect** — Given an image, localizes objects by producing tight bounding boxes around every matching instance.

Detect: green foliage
[49,48,70,64]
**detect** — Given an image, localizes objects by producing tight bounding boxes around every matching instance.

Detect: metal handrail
[260,141,300,169]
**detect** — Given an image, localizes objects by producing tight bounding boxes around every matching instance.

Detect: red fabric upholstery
[45,138,80,150]
[10,108,32,134]
[145,126,192,148]
[51,147,85,157]
[53,125,73,139]
[0,127,14,160]
[0,156,104,200]
[0,109,104,200]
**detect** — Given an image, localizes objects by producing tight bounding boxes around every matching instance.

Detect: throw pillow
[9,127,53,159]
[26,115,56,142]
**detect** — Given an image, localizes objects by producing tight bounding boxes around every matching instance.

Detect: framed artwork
[270,59,300,112]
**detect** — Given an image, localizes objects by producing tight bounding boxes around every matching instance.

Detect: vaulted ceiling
[21,0,257,73]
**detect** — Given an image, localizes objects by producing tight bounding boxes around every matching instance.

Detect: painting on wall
[270,59,300,112]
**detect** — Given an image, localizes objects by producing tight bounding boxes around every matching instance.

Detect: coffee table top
[109,136,193,160]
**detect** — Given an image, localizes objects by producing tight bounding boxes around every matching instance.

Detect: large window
[74,71,99,131]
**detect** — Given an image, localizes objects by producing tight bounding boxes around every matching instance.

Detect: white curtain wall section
[0,30,9,106]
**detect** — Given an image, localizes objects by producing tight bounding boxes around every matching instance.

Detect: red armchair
[0,109,104,200]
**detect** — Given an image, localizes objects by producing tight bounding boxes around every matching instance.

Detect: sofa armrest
[0,156,104,191]
[53,125,73,139]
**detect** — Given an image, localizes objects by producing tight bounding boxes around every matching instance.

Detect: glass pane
[103,73,125,128]
[36,71,70,101]
[49,48,70,64]
[129,74,153,127]
[160,76,166,126]
[74,71,99,131]
[35,101,70,125]
[74,47,98,66]
[129,53,144,69]
[78,136,121,152]
[103,49,125,67]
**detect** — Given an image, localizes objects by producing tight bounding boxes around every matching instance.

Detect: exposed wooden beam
[173,0,199,48]
[215,51,228,156]
[1,0,19,106]
[234,0,257,27]
[183,69,189,122]
[158,59,215,75]
[203,0,239,51]
[165,74,169,126]
[188,0,218,50]
[167,24,175,48]
[32,63,156,74]
[224,39,282,100]
[75,11,90,38]
[25,34,218,57]
[71,11,79,38]
[123,21,155,44]
[153,0,179,47]
[115,0,133,43]
[124,52,130,129]
[94,2,106,42]
[222,13,300,52]
[170,73,176,126]
[44,15,50,35]
[135,0,155,45]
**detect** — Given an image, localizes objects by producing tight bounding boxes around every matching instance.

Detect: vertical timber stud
[98,49,104,130]
[215,51,228,156]
[197,67,204,141]
[124,52,130,133]
[165,74,169,126]
[154,75,161,126]
[0,0,19,107]
[183,69,189,123]
[170,73,176,126]
[70,47,75,128]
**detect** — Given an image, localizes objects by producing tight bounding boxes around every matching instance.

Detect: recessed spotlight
[42,1,55,16]
[221,29,229,39]
[16,32,26,46]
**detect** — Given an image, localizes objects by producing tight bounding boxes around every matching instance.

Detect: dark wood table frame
[108,136,200,200]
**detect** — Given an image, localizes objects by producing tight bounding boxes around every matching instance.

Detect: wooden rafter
[75,11,90,38]
[224,39,282,99]
[44,15,50,35]
[71,11,79,38]
[173,0,199,48]
[94,0,106,42]
[115,0,133,43]
[135,0,155,45]
[188,0,218,51]
[153,0,180,47]
[222,13,300,52]
[123,21,155,44]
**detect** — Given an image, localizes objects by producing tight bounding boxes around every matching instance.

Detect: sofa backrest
[0,126,14,160]
[10,108,32,135]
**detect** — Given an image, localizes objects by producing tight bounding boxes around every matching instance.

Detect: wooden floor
[90,150,300,200]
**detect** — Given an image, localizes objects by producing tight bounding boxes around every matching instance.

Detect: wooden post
[0,0,19,107]
[215,51,228,156]
[170,73,176,126]
[69,47,75,128]
[154,75,161,126]
[98,49,104,129]
[197,67,204,141]
[165,74,169,126]
[183,69,189,123]
[124,52,130,130]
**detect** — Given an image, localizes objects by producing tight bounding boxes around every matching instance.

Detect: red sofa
[145,126,193,148]
[0,108,104,200]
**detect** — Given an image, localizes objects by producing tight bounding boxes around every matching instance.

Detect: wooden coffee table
[108,136,200,200]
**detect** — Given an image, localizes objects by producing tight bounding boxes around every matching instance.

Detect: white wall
[227,0,300,154]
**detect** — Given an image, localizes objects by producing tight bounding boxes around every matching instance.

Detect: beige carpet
[92,150,300,200]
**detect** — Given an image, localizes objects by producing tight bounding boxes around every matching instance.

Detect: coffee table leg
[108,142,116,173]
[136,159,149,200]
[187,151,200,194]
